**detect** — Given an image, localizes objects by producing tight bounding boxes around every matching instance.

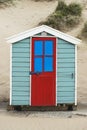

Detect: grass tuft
[39,1,82,31]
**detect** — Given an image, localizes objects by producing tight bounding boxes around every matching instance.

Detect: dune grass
[82,22,87,38]
[39,1,82,31]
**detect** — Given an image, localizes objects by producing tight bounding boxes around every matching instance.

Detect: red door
[31,37,56,106]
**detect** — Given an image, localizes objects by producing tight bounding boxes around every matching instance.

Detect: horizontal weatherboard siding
[12,38,30,105]
[12,101,29,105]
[57,38,75,104]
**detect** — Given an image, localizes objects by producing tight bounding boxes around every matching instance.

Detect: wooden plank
[57,63,75,68]
[58,59,75,63]
[58,53,75,58]
[57,87,75,91]
[12,53,29,58]
[58,77,74,82]
[12,67,29,72]
[12,77,29,82]
[12,62,29,67]
[12,81,29,86]
[57,81,75,86]
[57,92,75,97]
[57,97,75,103]
[12,87,29,91]
[12,91,29,96]
[12,48,29,53]
[58,49,75,53]
[12,72,29,77]
[13,44,29,48]
[12,58,29,62]
[58,68,75,72]
[12,100,29,105]
[12,96,29,101]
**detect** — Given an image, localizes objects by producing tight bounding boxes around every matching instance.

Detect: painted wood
[12,81,29,86]
[12,77,29,82]
[12,38,30,105]
[12,67,29,72]
[58,53,75,58]
[12,96,29,101]
[13,87,29,91]
[12,53,29,58]
[58,87,75,92]
[12,101,29,105]
[12,48,29,53]
[12,72,29,77]
[58,63,75,68]
[58,49,75,54]
[57,38,75,104]
[12,58,30,62]
[57,92,75,97]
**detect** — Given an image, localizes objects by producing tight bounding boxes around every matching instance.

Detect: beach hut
[7,25,81,110]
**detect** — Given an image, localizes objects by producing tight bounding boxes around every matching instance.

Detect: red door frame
[31,37,56,106]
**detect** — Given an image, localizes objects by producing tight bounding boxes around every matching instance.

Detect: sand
[0,109,87,130]
[0,0,87,104]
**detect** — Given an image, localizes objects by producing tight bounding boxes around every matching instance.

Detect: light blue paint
[58,49,75,53]
[13,67,29,72]
[58,68,75,73]
[12,81,29,87]
[12,62,29,67]
[12,91,29,96]
[58,53,75,58]
[57,81,75,87]
[58,63,75,68]
[12,48,29,53]
[12,72,29,77]
[12,58,29,62]
[13,87,29,91]
[57,38,75,104]
[12,77,29,82]
[12,53,29,58]
[12,38,30,105]
[57,92,75,97]
[12,101,29,105]
[12,96,29,101]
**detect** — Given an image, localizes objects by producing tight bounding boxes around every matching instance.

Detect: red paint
[31,37,56,106]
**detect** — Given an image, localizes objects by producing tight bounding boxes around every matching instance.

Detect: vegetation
[39,1,82,31]
[0,0,13,6]
[82,22,87,38]
[0,0,13,3]
[34,0,53,1]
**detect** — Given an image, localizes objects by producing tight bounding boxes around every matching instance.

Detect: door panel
[31,37,56,106]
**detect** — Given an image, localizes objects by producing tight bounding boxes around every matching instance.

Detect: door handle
[71,73,74,79]
[29,71,41,75]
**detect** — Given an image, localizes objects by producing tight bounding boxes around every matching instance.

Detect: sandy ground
[0,103,87,130]
[0,0,87,104]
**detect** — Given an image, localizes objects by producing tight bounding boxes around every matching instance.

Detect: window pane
[34,58,42,72]
[34,41,43,55]
[44,57,53,72]
[45,40,53,55]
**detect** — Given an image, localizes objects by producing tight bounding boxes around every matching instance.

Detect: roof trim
[7,25,81,45]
